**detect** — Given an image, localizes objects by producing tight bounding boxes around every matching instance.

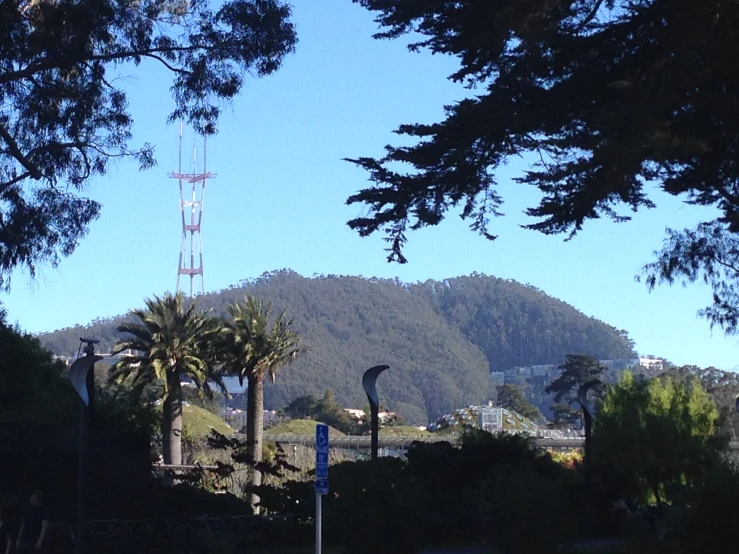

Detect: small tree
[593,372,722,506]
[496,383,543,422]
[280,394,320,419]
[547,354,604,437]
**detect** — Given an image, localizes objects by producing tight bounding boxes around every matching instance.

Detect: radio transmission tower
[169,124,216,296]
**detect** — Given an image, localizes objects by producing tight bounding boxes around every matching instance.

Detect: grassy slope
[379,425,432,438]
[182,404,234,436]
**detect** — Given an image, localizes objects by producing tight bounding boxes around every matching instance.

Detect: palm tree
[221,296,303,510]
[111,292,221,465]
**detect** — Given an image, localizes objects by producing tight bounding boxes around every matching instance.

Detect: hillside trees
[0,0,297,289]
[347,0,739,334]
[496,384,542,422]
[0,309,76,423]
[411,275,636,370]
[38,272,637,422]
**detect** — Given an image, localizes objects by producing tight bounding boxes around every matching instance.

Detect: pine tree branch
[0,122,41,179]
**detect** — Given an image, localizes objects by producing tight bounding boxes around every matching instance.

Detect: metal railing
[42,514,306,554]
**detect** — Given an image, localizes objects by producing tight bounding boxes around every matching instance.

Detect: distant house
[639,356,665,372]
[219,408,278,430]
[220,408,248,429]
[343,408,396,423]
[344,408,365,420]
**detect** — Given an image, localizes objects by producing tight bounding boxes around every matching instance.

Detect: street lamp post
[68,338,102,554]
[361,365,390,461]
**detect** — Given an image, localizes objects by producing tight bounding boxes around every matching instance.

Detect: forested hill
[38,271,635,423]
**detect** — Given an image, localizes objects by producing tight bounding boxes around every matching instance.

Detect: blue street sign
[316,423,329,451]
[315,479,329,495]
[315,424,330,494]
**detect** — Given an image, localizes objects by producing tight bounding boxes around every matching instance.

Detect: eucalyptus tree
[0,0,297,289]
[221,296,303,509]
[111,291,222,465]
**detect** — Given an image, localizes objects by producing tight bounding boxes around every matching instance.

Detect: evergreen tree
[346,0,739,333]
[496,384,542,422]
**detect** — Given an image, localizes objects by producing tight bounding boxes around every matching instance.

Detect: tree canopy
[495,383,542,422]
[593,371,721,505]
[0,0,297,288]
[347,0,739,332]
[111,291,221,464]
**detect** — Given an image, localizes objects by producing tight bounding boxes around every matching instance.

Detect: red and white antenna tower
[169,124,216,297]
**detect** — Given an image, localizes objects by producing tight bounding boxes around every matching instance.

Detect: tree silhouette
[0,0,296,289]
[546,354,605,462]
[347,0,739,333]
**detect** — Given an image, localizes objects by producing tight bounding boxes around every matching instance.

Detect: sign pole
[315,423,329,554]
[315,492,322,554]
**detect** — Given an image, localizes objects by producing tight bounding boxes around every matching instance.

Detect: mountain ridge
[38,270,636,423]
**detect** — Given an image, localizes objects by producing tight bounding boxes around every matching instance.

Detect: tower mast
[169,126,216,296]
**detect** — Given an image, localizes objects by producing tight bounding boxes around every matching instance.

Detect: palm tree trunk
[162,371,183,465]
[246,374,264,513]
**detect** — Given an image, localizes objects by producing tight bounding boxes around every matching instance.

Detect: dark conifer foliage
[347,0,739,332]
[38,271,635,422]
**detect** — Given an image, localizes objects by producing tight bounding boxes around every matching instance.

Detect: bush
[674,461,739,553]
[470,463,575,554]
[257,430,581,553]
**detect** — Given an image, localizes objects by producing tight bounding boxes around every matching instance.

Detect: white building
[639,356,665,371]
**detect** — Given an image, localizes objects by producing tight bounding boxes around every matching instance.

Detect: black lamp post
[68,338,102,554]
[362,365,389,461]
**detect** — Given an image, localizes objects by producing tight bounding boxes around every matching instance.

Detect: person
[16,491,49,553]
[0,508,11,554]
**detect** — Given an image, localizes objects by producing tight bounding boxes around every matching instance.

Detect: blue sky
[2,0,738,370]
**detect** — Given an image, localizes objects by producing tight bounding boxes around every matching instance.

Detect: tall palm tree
[111,292,221,465]
[221,296,303,510]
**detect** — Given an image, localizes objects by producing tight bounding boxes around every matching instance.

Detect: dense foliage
[0,309,75,423]
[495,384,542,422]
[666,365,739,439]
[347,0,739,335]
[0,0,297,289]
[592,372,723,506]
[257,431,578,554]
[278,389,403,435]
[39,271,635,423]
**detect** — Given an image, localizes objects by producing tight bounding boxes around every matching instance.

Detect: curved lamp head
[362,365,390,410]
[577,380,599,419]
[69,355,103,406]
